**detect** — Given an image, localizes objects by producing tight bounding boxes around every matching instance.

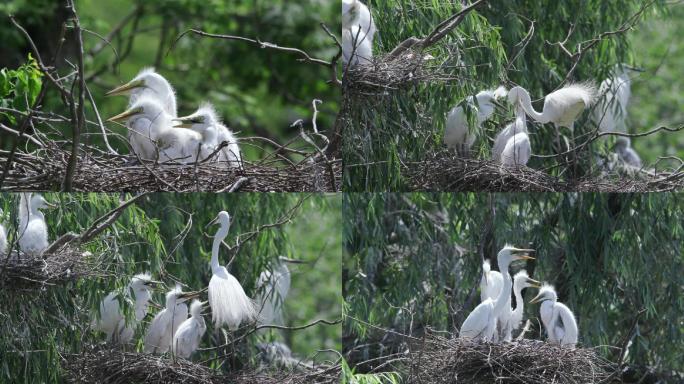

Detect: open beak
[107,107,143,123]
[529,291,545,304]
[44,201,58,209]
[179,291,201,300]
[105,79,144,97]
[511,248,535,260]
[204,216,219,230]
[527,277,542,289]
[492,99,506,109]
[171,117,194,129]
[146,280,164,288]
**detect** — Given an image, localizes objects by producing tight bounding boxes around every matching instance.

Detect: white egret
[17,193,54,257]
[614,137,642,168]
[492,101,531,166]
[342,0,377,42]
[445,87,507,155]
[105,67,177,117]
[173,103,242,168]
[92,273,160,343]
[255,262,291,327]
[508,83,597,130]
[144,284,200,354]
[107,97,202,163]
[207,211,257,329]
[479,259,503,303]
[499,270,540,341]
[592,66,632,133]
[0,211,7,256]
[343,26,373,67]
[173,300,208,358]
[530,284,578,346]
[460,246,534,341]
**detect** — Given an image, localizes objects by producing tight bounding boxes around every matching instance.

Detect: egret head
[513,270,541,290]
[342,0,360,28]
[189,300,207,317]
[107,97,165,124]
[207,211,231,231]
[30,194,56,211]
[166,284,200,307]
[105,68,173,98]
[172,103,220,135]
[497,244,535,268]
[614,136,631,150]
[507,86,525,106]
[529,283,557,304]
[130,273,161,295]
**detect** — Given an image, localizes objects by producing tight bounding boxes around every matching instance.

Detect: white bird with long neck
[343,26,373,67]
[92,273,160,344]
[144,284,199,354]
[0,210,7,256]
[342,0,377,42]
[592,65,633,134]
[17,193,54,257]
[173,103,242,168]
[173,300,208,358]
[207,211,257,330]
[108,97,202,163]
[460,246,535,341]
[496,103,531,166]
[255,262,291,327]
[446,87,507,155]
[530,284,578,346]
[480,259,503,303]
[106,68,177,117]
[499,270,540,341]
[508,83,596,133]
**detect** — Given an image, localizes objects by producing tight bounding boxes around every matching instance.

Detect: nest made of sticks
[408,336,614,384]
[404,152,684,192]
[0,142,341,192]
[0,244,103,291]
[63,347,340,384]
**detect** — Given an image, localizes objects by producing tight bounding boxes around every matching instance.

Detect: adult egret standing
[108,97,202,163]
[592,65,633,133]
[255,262,291,327]
[479,259,503,303]
[508,84,597,130]
[530,284,578,346]
[614,137,642,168]
[92,273,160,343]
[17,193,54,256]
[105,68,177,117]
[207,211,257,329]
[173,103,242,167]
[173,300,208,358]
[144,284,200,354]
[498,270,540,341]
[496,103,531,166]
[445,87,507,155]
[459,246,534,341]
[342,0,377,42]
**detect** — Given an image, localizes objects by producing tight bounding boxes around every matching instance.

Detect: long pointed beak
[147,280,164,288]
[44,201,58,209]
[179,291,201,300]
[529,292,544,304]
[105,79,144,96]
[107,107,142,123]
[527,278,542,288]
[492,99,506,109]
[204,216,219,230]
[511,248,535,260]
[171,118,193,129]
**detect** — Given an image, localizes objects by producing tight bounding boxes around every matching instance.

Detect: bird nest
[0,141,341,192]
[408,335,614,384]
[63,346,340,384]
[404,152,684,192]
[0,244,102,291]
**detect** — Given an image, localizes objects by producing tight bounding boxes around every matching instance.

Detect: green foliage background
[343,193,683,376]
[0,192,341,382]
[0,0,340,162]
[343,0,684,191]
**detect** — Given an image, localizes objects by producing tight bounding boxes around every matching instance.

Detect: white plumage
[498,270,540,341]
[207,211,257,330]
[173,102,242,167]
[343,26,373,67]
[509,83,597,130]
[17,193,52,256]
[614,137,642,168]
[531,284,578,346]
[493,104,530,166]
[592,66,631,133]
[0,210,7,257]
[445,87,507,155]
[173,300,207,358]
[342,0,377,42]
[255,262,291,327]
[92,273,157,344]
[144,284,197,354]
[106,67,177,117]
[479,259,503,303]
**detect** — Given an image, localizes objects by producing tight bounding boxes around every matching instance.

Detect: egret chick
[614,137,642,168]
[460,246,534,341]
[508,83,597,130]
[173,300,208,359]
[92,273,160,344]
[530,284,578,346]
[255,262,291,327]
[17,193,54,256]
[342,0,377,42]
[343,26,373,67]
[499,270,540,341]
[105,68,177,117]
[479,259,503,303]
[207,211,257,329]
[173,103,242,167]
[499,104,531,167]
[445,87,507,155]
[144,284,200,354]
[108,97,202,163]
[592,65,633,133]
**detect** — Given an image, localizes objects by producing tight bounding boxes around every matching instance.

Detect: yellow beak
[171,117,193,129]
[511,247,535,260]
[527,278,542,288]
[105,79,145,96]
[530,291,545,304]
[107,106,143,122]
